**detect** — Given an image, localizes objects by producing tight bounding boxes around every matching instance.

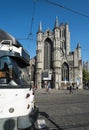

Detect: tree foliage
[83,69,89,83]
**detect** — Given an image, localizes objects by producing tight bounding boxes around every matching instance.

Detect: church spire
[54,16,59,28]
[77,42,81,48]
[38,21,42,33]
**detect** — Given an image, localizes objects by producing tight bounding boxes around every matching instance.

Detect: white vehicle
[0,29,38,130]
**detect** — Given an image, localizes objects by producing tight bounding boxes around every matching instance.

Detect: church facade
[35,17,82,89]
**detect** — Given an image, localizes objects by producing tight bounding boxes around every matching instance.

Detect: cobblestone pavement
[34,89,89,130]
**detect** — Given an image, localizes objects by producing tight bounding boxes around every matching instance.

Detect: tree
[83,69,89,86]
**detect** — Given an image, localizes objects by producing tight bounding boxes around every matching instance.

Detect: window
[0,56,30,86]
[44,38,53,69]
[61,62,69,81]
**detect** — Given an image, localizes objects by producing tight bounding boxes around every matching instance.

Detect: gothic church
[35,17,82,89]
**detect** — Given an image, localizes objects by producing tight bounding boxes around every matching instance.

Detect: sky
[0,0,89,63]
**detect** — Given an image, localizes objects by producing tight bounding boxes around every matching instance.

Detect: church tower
[36,22,43,88]
[53,17,61,89]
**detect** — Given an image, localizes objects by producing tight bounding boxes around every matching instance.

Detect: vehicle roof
[0,29,22,47]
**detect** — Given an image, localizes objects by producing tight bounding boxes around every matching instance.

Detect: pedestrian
[76,86,78,91]
[45,81,48,92]
[69,84,73,94]
[46,81,50,93]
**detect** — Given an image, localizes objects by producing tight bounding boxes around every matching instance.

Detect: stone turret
[37,21,43,42]
[65,22,70,55]
[53,17,61,89]
[54,17,60,39]
[77,42,81,60]
[53,17,60,67]
[36,22,43,88]
[38,21,42,33]
[54,16,59,29]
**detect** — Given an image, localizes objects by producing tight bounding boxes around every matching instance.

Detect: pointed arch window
[61,62,69,81]
[44,38,52,69]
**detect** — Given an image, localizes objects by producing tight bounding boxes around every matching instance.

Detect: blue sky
[0,0,89,63]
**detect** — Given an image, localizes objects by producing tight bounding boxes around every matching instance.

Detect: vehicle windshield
[0,56,30,87]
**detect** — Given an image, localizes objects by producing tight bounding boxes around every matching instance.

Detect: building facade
[35,17,82,89]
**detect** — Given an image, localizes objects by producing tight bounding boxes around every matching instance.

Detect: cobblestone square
[35,89,89,130]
